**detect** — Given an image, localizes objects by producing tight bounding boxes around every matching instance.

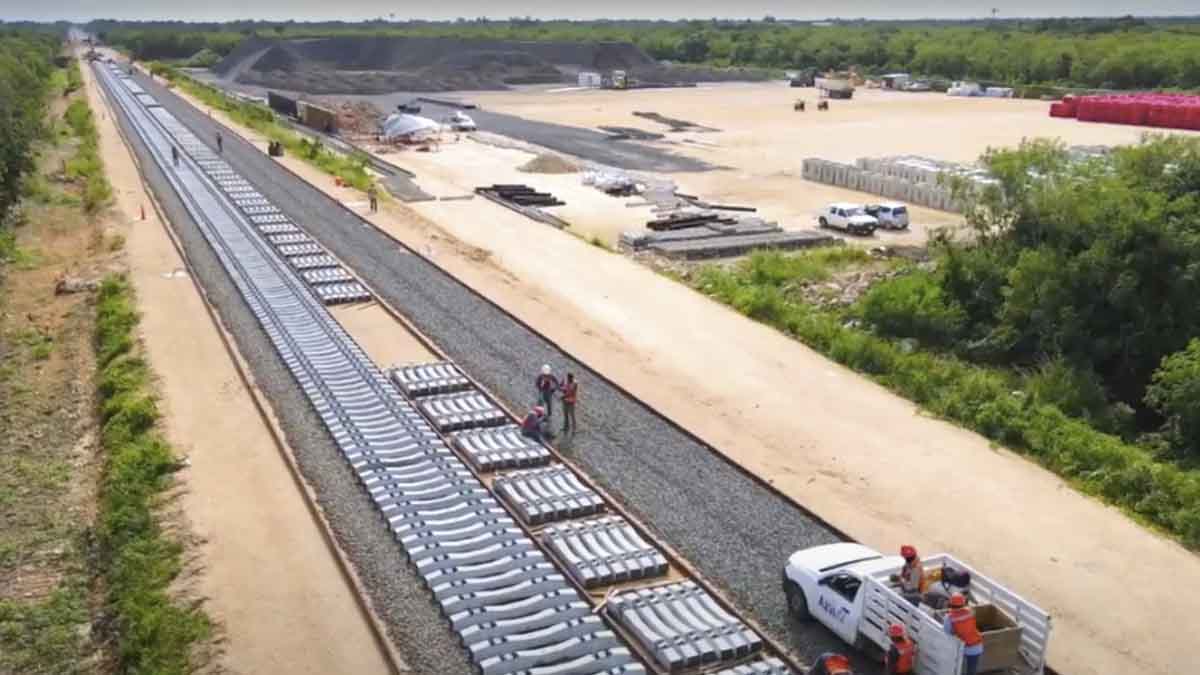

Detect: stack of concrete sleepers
[606,581,764,672]
[391,361,552,473]
[542,515,668,588]
[418,392,510,432]
[450,425,551,472]
[99,66,647,675]
[392,362,472,397]
[803,154,967,213]
[494,465,604,526]
[650,231,836,261]
[713,659,795,675]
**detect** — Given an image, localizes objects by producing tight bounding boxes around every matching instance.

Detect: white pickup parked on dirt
[819,203,878,235]
[782,543,1051,675]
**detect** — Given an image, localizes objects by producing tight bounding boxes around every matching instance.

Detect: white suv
[866,202,910,230]
[819,203,877,235]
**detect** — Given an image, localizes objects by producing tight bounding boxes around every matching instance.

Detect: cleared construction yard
[109,35,1200,675]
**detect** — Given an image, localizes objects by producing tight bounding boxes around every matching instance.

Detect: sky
[3,1,1198,22]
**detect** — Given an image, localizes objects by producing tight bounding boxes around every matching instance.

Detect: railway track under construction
[95,61,809,675]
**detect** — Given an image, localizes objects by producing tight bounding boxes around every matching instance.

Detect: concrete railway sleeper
[100,62,812,675]
[95,62,645,675]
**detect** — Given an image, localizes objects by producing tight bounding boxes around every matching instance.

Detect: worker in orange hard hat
[944,593,984,675]
[885,623,917,674]
[809,652,853,675]
[889,545,925,606]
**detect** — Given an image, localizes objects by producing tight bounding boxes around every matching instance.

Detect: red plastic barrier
[1065,93,1200,131]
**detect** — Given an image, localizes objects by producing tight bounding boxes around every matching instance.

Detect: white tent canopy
[381,113,440,140]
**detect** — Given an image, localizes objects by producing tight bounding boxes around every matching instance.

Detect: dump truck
[816,76,855,99]
[783,543,1051,675]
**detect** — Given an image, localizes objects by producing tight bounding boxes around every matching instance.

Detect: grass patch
[63,93,112,214]
[693,249,1200,550]
[0,231,42,270]
[150,63,373,191]
[93,275,210,673]
[0,583,90,674]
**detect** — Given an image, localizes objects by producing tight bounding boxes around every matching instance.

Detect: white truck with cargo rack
[782,543,1051,675]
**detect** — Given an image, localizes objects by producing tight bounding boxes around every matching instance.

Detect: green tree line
[860,137,1200,460]
[93,17,1200,89]
[0,32,59,225]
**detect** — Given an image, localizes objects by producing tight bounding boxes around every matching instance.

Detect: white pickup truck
[783,543,1052,675]
[819,203,878,235]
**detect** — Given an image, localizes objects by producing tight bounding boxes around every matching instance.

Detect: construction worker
[520,405,549,443]
[808,652,853,675]
[215,130,223,154]
[890,545,925,606]
[884,624,916,674]
[367,183,378,213]
[171,145,179,167]
[560,372,578,436]
[944,593,984,675]
[535,364,559,420]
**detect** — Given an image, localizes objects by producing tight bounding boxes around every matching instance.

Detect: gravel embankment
[99,68,473,675]
[133,71,879,672]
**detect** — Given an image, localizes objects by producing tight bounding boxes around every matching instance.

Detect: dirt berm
[213,36,768,94]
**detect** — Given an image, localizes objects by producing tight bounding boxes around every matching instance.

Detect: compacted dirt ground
[170,72,1200,674]
[80,57,394,675]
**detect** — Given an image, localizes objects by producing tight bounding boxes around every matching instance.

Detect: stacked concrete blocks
[607,581,764,672]
[542,515,669,588]
[494,465,605,526]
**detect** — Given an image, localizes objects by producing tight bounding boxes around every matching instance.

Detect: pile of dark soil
[215,36,657,94]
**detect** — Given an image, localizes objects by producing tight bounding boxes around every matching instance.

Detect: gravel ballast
[100,69,473,675]
[132,71,879,672]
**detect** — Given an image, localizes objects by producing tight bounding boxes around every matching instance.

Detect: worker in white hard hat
[535,364,559,421]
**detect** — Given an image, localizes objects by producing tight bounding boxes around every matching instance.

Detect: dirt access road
[80,58,395,675]
[169,75,1200,674]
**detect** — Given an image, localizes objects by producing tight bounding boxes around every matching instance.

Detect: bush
[93,274,210,672]
[690,251,1200,551]
[1146,339,1200,457]
[859,270,965,347]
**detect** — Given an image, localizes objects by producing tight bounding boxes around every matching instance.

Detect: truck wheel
[818,217,828,228]
[785,583,811,620]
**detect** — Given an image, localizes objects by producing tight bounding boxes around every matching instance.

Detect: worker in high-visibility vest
[890,544,925,606]
[809,652,853,675]
[884,623,916,674]
[943,593,984,675]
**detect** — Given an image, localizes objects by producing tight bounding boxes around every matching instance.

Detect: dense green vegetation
[63,82,113,213]
[695,248,1200,549]
[0,32,59,224]
[93,17,1200,90]
[95,275,211,673]
[692,136,1200,549]
[151,63,373,190]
